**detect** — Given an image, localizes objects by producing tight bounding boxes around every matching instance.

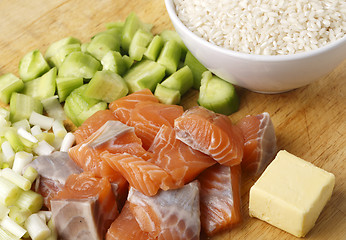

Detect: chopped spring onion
[23,167,38,183]
[60,132,75,152]
[30,125,42,136]
[17,128,38,143]
[0,108,10,121]
[37,211,52,223]
[25,213,51,240]
[0,117,10,128]
[12,151,33,174]
[8,206,30,225]
[4,129,25,153]
[1,141,15,164]
[41,96,66,121]
[1,168,32,191]
[0,226,19,240]
[15,190,43,214]
[46,219,57,240]
[29,112,54,131]
[0,204,9,220]
[0,216,26,239]
[0,177,20,206]
[52,120,67,139]
[33,140,55,156]
[12,119,30,132]
[51,137,63,151]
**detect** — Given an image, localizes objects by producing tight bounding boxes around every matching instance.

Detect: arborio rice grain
[173,0,346,55]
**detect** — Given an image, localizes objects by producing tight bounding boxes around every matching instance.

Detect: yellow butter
[249,150,335,237]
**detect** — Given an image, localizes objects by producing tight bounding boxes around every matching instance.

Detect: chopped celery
[83,70,128,103]
[157,40,181,75]
[19,50,50,82]
[23,167,38,183]
[160,30,188,59]
[45,37,81,64]
[161,65,193,95]
[8,206,31,225]
[144,35,164,61]
[55,77,83,102]
[12,119,30,132]
[101,51,128,76]
[184,51,208,89]
[198,71,239,115]
[1,168,32,191]
[87,33,121,61]
[129,29,153,61]
[0,73,24,104]
[64,85,106,126]
[15,190,43,214]
[58,52,101,79]
[124,60,166,93]
[154,83,181,105]
[21,67,57,101]
[0,176,20,206]
[49,43,81,69]
[9,93,43,122]
[29,112,54,131]
[25,214,51,240]
[41,96,66,121]
[0,216,26,239]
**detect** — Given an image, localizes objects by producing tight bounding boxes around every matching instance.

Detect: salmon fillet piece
[198,164,242,236]
[174,106,244,166]
[236,112,277,176]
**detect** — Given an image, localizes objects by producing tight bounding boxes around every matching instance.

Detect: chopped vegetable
[184,51,208,89]
[129,29,153,61]
[0,176,20,206]
[1,168,32,191]
[25,213,51,240]
[9,93,43,122]
[101,51,128,76]
[60,132,75,152]
[154,83,181,105]
[161,65,193,95]
[19,50,50,82]
[144,35,164,61]
[41,96,66,121]
[0,73,24,104]
[29,112,54,131]
[87,32,121,61]
[12,152,33,174]
[157,40,181,75]
[15,190,43,214]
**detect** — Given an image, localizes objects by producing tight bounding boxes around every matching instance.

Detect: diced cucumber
[56,77,83,102]
[64,85,106,126]
[121,12,152,53]
[81,42,90,53]
[160,30,187,59]
[58,52,101,79]
[122,55,134,69]
[78,102,108,124]
[19,50,50,82]
[157,40,181,75]
[124,60,166,93]
[129,29,153,61]
[21,67,57,101]
[184,51,208,89]
[144,35,164,61]
[161,65,193,95]
[0,73,24,104]
[45,37,81,62]
[154,84,181,105]
[198,71,239,115]
[105,21,124,30]
[9,93,43,122]
[41,96,66,121]
[101,51,128,76]
[83,70,128,103]
[49,43,81,69]
[87,33,121,61]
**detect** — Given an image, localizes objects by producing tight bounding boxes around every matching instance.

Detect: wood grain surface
[0,0,345,239]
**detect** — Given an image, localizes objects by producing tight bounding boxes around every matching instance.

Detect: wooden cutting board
[0,0,345,239]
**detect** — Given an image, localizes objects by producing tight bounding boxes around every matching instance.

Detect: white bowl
[165,0,346,93]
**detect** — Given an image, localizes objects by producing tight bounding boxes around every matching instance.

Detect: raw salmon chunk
[101,152,175,196]
[198,164,242,236]
[174,106,244,166]
[106,202,154,240]
[51,171,118,240]
[109,88,159,124]
[128,101,184,149]
[148,125,215,187]
[236,112,277,176]
[128,181,201,240]
[69,120,151,177]
[74,110,118,144]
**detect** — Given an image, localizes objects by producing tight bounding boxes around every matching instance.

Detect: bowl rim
[165,0,346,62]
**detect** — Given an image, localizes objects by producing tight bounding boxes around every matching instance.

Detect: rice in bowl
[173,0,346,55]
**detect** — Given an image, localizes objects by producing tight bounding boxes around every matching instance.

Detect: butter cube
[249,150,335,237]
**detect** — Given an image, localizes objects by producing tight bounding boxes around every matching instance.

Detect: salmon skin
[174,106,244,166]
[148,125,215,187]
[127,181,201,240]
[74,109,118,144]
[198,164,242,236]
[52,171,118,240]
[236,112,277,176]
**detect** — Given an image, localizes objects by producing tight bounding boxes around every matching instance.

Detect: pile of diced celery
[0,12,241,239]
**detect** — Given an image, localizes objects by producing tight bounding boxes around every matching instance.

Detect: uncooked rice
[173,0,346,55]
